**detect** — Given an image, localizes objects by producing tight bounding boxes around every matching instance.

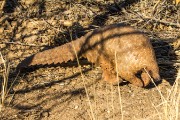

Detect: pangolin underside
[17,24,161,87]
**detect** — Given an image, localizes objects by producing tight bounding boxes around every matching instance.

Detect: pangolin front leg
[141,71,151,87]
[125,73,144,87]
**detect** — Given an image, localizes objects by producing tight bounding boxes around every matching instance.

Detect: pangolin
[17,24,161,87]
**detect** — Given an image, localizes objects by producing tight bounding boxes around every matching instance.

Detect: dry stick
[172,69,180,120]
[167,71,179,101]
[143,68,171,119]
[144,68,166,101]
[110,84,115,120]
[143,69,163,120]
[152,0,165,16]
[115,51,123,120]
[158,69,179,120]
[136,12,180,28]
[6,71,20,100]
[145,16,180,27]
[173,88,180,120]
[153,0,161,12]
[175,89,180,120]
[43,19,64,32]
[106,83,110,118]
[70,32,95,120]
[2,62,9,104]
[0,53,16,107]
[0,0,6,12]
[150,101,163,120]
[93,84,97,120]
[0,52,9,108]
[0,41,46,47]
[0,52,5,107]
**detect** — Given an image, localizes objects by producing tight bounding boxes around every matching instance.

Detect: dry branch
[0,0,6,13]
[0,41,46,47]
[136,13,180,28]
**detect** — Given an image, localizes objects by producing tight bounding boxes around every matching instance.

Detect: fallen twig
[136,13,180,28]
[0,41,47,47]
[0,0,6,13]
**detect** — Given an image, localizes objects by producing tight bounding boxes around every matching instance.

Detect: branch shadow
[12,67,100,116]
[15,67,92,94]
[91,0,140,26]
[2,0,19,13]
[52,0,141,46]
[145,38,178,88]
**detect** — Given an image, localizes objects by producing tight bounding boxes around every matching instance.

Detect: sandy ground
[0,0,179,120]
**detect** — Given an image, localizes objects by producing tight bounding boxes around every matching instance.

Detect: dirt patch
[0,0,179,120]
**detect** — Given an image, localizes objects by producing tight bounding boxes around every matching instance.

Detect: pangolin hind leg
[98,57,123,85]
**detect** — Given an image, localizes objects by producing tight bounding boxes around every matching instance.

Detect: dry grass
[70,31,95,120]
[0,52,18,112]
[115,51,124,120]
[0,52,10,111]
[159,69,180,120]
[144,68,180,120]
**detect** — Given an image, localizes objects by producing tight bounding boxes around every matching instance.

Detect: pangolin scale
[17,24,161,87]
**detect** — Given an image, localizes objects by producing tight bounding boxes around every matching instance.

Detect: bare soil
[0,0,179,120]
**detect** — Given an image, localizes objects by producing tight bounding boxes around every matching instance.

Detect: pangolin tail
[17,38,85,69]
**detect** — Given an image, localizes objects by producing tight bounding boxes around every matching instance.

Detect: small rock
[60,20,73,27]
[41,111,49,118]
[15,33,21,40]
[16,51,23,57]
[24,35,38,44]
[7,51,17,60]
[0,27,4,33]
[74,105,78,109]
[0,44,6,49]
[11,21,17,27]
[21,0,37,6]
[107,110,110,114]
